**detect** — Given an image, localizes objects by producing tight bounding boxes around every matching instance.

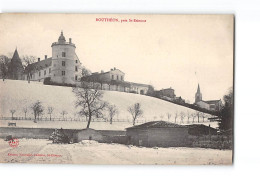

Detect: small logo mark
[8,138,19,148]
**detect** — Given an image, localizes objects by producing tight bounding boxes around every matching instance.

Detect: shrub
[50,128,70,144]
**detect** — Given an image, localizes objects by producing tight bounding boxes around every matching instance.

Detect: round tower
[51,31,77,84]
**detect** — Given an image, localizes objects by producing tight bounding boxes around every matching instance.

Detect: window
[75,75,78,80]
[75,66,78,72]
[49,68,51,73]
[44,70,46,75]
[75,60,78,63]
[62,52,66,57]
[62,61,65,66]
[121,76,123,81]
[112,75,114,80]
[62,71,65,76]
[117,75,119,80]
[39,71,41,77]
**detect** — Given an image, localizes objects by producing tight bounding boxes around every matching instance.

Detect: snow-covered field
[0,80,218,130]
[0,138,232,165]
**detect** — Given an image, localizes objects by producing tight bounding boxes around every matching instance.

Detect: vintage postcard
[0,14,234,165]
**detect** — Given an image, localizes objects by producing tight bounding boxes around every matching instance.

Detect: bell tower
[195,84,202,103]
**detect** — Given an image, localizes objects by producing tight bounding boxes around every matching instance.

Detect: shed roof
[126,121,187,130]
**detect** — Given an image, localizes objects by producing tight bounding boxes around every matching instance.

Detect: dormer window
[62,52,66,57]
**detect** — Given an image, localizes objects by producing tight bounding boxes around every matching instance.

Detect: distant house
[126,121,189,147]
[194,84,222,111]
[82,67,151,95]
[160,87,176,99]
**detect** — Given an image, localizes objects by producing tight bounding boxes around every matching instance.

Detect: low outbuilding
[126,121,189,147]
[185,124,218,136]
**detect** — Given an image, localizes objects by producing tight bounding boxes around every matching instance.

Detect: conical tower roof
[12,48,20,61]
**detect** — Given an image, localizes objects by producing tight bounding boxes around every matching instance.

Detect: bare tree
[81,66,92,77]
[180,111,186,124]
[47,106,54,121]
[196,111,202,123]
[60,110,68,120]
[73,83,108,128]
[127,103,143,126]
[191,113,196,123]
[107,104,118,124]
[174,111,178,123]
[22,55,36,83]
[0,55,10,81]
[187,110,190,124]
[167,113,172,122]
[160,114,164,121]
[202,113,206,122]
[23,107,28,120]
[10,109,16,120]
[31,100,44,122]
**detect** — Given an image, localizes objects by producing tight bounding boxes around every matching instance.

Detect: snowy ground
[0,80,218,129]
[0,138,232,165]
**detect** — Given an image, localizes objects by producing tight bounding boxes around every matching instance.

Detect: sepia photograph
[0,14,234,165]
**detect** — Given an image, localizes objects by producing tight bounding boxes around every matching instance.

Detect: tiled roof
[28,58,52,70]
[126,121,186,129]
[204,100,221,104]
[185,124,216,130]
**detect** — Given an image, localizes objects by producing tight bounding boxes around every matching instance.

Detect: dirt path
[0,139,232,165]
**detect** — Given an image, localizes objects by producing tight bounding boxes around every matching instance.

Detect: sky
[0,14,234,103]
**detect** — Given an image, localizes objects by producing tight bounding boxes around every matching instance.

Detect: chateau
[194,84,222,111]
[24,31,82,84]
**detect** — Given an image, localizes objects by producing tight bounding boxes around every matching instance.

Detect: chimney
[38,58,40,62]
[101,70,104,73]
[69,38,72,44]
[45,55,47,60]
[114,67,116,70]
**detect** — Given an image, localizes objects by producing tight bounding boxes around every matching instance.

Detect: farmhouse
[82,67,151,95]
[126,121,189,147]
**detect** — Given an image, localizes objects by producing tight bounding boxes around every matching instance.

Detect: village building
[82,67,151,95]
[24,31,82,84]
[194,84,222,111]
[126,121,189,147]
[160,87,176,99]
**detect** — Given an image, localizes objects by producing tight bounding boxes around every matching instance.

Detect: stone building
[7,49,24,80]
[160,87,176,99]
[24,31,82,84]
[194,84,222,111]
[126,121,189,147]
[82,67,150,95]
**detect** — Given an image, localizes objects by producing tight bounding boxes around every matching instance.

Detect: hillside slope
[0,80,217,129]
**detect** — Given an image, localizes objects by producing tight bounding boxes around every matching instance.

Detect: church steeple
[195,83,202,103]
[197,84,201,93]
